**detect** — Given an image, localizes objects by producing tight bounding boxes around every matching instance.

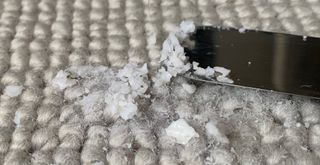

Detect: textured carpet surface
[1,0,320,164]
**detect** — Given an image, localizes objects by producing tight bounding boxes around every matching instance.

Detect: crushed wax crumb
[166,119,199,145]
[152,68,172,87]
[55,63,149,121]
[152,21,195,88]
[214,67,234,83]
[192,62,215,79]
[3,85,24,97]
[51,70,77,90]
[192,62,233,83]
[303,35,307,41]
[175,20,196,40]
[239,27,246,33]
[13,110,23,127]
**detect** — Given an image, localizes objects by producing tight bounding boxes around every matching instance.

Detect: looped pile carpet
[0,0,320,164]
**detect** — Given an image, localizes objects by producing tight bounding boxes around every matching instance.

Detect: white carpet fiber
[1,0,320,164]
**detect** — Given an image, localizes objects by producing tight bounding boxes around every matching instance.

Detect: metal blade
[184,26,320,99]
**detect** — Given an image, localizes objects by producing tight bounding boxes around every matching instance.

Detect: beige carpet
[1,0,320,164]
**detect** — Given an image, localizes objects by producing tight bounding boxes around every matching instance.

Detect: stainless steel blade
[184,26,320,99]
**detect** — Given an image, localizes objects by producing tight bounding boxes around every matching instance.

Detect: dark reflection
[185,26,320,98]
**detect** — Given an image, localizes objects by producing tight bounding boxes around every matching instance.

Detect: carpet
[0,0,320,164]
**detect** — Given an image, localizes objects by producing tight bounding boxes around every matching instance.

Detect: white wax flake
[193,62,215,78]
[78,90,105,114]
[214,66,234,83]
[166,119,199,145]
[161,37,189,77]
[117,63,149,97]
[118,100,138,120]
[296,122,302,127]
[205,121,229,144]
[152,67,172,87]
[180,20,196,34]
[216,77,234,84]
[117,63,148,80]
[164,55,191,77]
[64,86,87,101]
[54,63,149,121]
[161,33,184,58]
[4,85,24,97]
[182,83,196,94]
[105,64,148,120]
[175,20,196,40]
[214,67,231,77]
[51,70,77,90]
[109,81,131,94]
[239,27,246,33]
[104,64,149,120]
[13,110,23,127]
[154,21,196,87]
[303,35,307,41]
[105,93,138,120]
